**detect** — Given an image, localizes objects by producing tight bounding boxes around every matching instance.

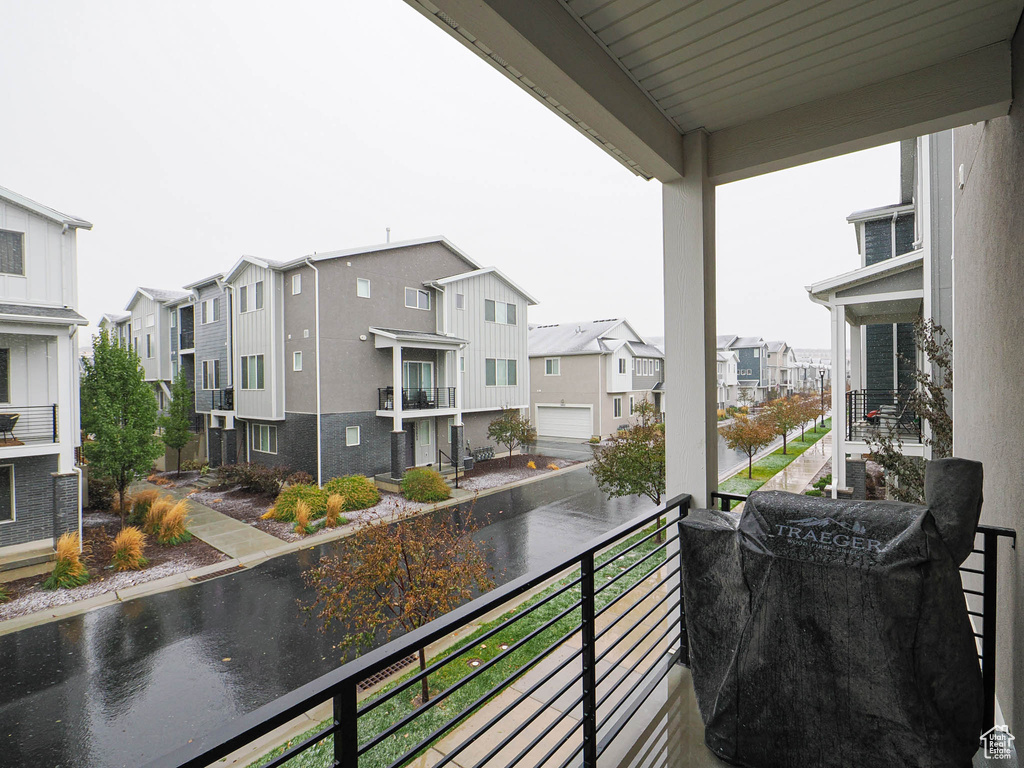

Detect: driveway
[527,437,597,462]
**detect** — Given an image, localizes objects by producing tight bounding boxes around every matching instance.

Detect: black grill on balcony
[378,387,456,411]
[179,329,195,350]
[211,388,234,411]
[0,404,58,445]
[846,389,922,443]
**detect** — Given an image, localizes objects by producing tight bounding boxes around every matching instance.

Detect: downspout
[305,259,323,486]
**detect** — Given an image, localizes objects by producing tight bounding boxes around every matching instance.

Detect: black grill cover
[680,458,984,768]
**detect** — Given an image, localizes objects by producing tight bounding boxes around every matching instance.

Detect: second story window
[0,230,24,276]
[202,360,220,390]
[0,349,9,403]
[485,358,517,386]
[293,351,302,372]
[145,313,155,327]
[456,293,465,310]
[357,278,371,298]
[292,274,301,295]
[545,358,560,376]
[484,299,517,325]
[146,334,154,359]
[241,354,265,390]
[133,317,141,331]
[405,287,430,310]
[618,358,626,374]
[201,298,219,324]
[239,281,264,313]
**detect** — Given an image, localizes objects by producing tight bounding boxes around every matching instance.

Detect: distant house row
[100,238,537,484]
[715,336,831,408]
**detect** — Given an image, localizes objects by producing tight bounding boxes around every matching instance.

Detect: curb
[0,461,595,636]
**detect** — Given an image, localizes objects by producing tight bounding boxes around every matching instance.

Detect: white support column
[392,345,404,431]
[663,130,717,507]
[454,348,464,426]
[56,331,76,473]
[830,304,847,497]
[849,322,863,391]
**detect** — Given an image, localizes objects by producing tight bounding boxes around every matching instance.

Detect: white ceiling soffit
[406,0,1021,184]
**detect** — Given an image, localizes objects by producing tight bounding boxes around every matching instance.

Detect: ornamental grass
[157,500,192,545]
[0,583,10,603]
[293,500,314,536]
[111,526,148,571]
[144,495,175,536]
[129,489,160,526]
[324,494,347,528]
[43,532,90,590]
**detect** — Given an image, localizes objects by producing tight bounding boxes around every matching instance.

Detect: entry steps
[0,542,56,583]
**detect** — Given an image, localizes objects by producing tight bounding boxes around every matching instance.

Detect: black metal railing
[710,491,1016,734]
[190,413,204,434]
[179,329,195,350]
[0,404,58,444]
[846,389,921,443]
[144,495,691,768]
[210,388,234,411]
[378,387,457,411]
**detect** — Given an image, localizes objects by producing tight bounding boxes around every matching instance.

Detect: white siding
[607,347,631,393]
[232,263,284,420]
[129,295,164,381]
[0,200,77,308]
[445,272,530,411]
[0,334,58,405]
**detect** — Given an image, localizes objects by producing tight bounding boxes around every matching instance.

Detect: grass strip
[718,418,831,496]
[248,524,669,768]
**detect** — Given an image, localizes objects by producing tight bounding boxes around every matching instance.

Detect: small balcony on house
[178,305,195,352]
[370,327,465,420]
[846,389,923,447]
[208,387,234,412]
[0,404,58,449]
[377,386,456,412]
[178,329,195,351]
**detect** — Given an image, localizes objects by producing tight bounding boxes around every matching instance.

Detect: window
[0,349,8,403]
[240,355,265,390]
[459,356,465,373]
[145,313,155,327]
[0,230,24,276]
[146,334,153,359]
[629,396,635,414]
[170,312,176,329]
[292,274,302,295]
[172,360,179,379]
[201,298,218,324]
[346,426,360,446]
[485,358,517,386]
[613,397,622,418]
[357,278,371,298]
[240,282,263,312]
[655,360,660,371]
[545,358,560,376]
[456,293,465,310]
[238,286,247,313]
[485,299,517,325]
[133,317,141,331]
[405,287,430,310]
[252,424,277,454]
[202,360,220,390]
[255,280,264,310]
[618,358,626,374]
[0,465,13,522]
[293,351,302,371]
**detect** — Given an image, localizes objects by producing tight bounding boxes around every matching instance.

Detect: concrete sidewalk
[755,435,832,494]
[133,481,281,559]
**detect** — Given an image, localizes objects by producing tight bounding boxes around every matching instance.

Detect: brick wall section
[52,472,80,538]
[0,455,59,547]
[208,427,223,467]
[846,458,867,501]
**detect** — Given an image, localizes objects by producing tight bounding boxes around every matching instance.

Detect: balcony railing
[144,496,691,768]
[0,404,58,445]
[179,329,195,350]
[710,492,1017,735]
[846,389,922,443]
[210,388,234,411]
[378,386,457,411]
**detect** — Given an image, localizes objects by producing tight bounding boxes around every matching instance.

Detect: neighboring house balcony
[205,387,234,413]
[0,404,59,452]
[369,327,466,421]
[377,386,456,412]
[846,389,924,454]
[179,329,195,351]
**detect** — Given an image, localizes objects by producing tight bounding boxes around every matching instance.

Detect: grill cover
[680,458,984,768]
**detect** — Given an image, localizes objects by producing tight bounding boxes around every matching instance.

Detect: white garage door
[536,405,592,439]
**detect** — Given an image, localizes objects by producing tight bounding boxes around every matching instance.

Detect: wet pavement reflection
[0,470,653,768]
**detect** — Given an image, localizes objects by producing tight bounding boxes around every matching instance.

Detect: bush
[158,500,193,545]
[129,489,160,527]
[0,583,10,603]
[294,500,314,535]
[526,460,536,470]
[804,489,823,497]
[286,471,314,486]
[271,484,328,522]
[143,495,175,536]
[588,437,601,444]
[220,463,291,495]
[43,532,90,590]
[147,474,173,486]
[717,409,728,421]
[87,474,117,511]
[180,459,209,472]
[547,463,559,471]
[324,494,346,528]
[323,475,380,512]
[400,467,451,502]
[111,527,148,571]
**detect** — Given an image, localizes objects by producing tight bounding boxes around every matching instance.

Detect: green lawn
[249,523,669,768]
[718,419,831,496]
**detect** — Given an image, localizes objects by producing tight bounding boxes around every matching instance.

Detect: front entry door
[414,419,434,466]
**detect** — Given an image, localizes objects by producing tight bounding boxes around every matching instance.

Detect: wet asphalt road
[0,468,653,768]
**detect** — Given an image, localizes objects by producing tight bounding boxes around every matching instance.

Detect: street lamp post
[818,366,826,431]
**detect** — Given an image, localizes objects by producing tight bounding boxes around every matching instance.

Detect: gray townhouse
[764,340,797,398]
[222,237,536,483]
[122,286,190,411]
[717,335,770,404]
[0,185,89,571]
[528,319,664,440]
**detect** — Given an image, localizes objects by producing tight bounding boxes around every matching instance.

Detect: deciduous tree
[303,506,493,703]
[721,414,775,479]
[487,409,537,466]
[160,370,193,476]
[81,330,163,525]
[762,396,804,454]
[589,397,665,507]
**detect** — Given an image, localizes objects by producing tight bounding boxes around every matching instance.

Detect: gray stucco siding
[0,454,63,547]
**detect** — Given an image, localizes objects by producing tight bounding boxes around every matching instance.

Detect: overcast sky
[2,1,900,349]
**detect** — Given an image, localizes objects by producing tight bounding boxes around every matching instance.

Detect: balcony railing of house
[190,413,204,434]
[179,329,195,350]
[144,495,691,768]
[710,492,1017,734]
[378,386,457,411]
[0,404,58,445]
[846,389,922,443]
[210,388,234,411]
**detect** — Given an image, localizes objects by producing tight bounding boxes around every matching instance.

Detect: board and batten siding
[129,294,168,382]
[0,334,58,406]
[444,272,529,412]
[232,263,284,421]
[0,200,78,309]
